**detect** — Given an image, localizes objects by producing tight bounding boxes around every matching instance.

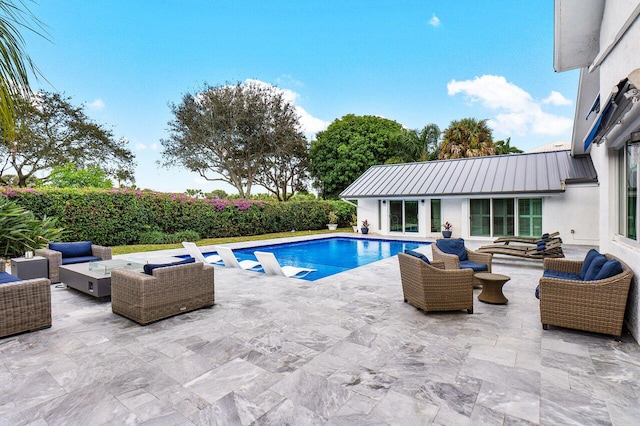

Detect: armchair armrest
[543,258,582,274]
[91,245,112,260]
[466,250,493,272]
[35,248,62,283]
[431,245,460,269]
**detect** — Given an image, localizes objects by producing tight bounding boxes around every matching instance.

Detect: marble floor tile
[0,241,638,424]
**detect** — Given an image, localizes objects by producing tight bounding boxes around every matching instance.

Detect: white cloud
[447,75,573,136]
[134,142,158,151]
[543,90,572,106]
[88,98,105,110]
[135,143,146,151]
[244,78,328,136]
[429,13,441,27]
[150,143,158,150]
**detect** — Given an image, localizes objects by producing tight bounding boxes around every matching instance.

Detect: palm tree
[438,118,496,159]
[0,1,45,137]
[494,137,523,155]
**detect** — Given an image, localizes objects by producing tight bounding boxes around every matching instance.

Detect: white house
[555,0,640,341]
[340,150,599,245]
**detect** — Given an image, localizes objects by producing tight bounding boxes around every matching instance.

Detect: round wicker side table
[475,272,511,304]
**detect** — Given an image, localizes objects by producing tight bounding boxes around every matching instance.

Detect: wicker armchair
[0,259,52,338]
[111,261,215,325]
[432,241,493,287]
[539,254,633,337]
[36,243,112,284]
[398,253,474,314]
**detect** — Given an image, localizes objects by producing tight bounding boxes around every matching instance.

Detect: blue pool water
[203,237,430,281]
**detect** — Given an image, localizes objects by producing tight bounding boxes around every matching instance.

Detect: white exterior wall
[353,188,598,245]
[576,2,640,341]
[543,184,600,246]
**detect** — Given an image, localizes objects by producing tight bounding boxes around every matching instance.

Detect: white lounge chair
[254,251,316,279]
[182,242,222,264]
[213,246,261,270]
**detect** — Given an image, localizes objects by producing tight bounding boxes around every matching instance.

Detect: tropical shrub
[1,187,355,246]
[139,230,201,244]
[0,197,65,258]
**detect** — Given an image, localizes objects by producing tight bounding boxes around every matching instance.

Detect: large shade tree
[0,1,45,137]
[438,118,496,159]
[309,114,405,199]
[161,81,308,199]
[0,91,136,187]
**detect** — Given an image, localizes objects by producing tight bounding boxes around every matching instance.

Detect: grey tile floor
[1,238,639,425]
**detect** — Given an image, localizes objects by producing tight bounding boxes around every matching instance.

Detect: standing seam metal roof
[339,150,598,198]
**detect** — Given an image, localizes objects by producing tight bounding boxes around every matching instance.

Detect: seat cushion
[579,249,602,279]
[61,256,102,265]
[542,269,582,281]
[435,238,468,261]
[594,259,623,281]
[0,272,21,284]
[404,249,430,264]
[583,255,607,281]
[143,257,195,275]
[459,260,488,272]
[49,241,93,258]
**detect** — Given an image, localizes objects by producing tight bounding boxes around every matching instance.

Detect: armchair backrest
[435,238,468,261]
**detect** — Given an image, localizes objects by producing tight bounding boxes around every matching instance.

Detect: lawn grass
[112,228,354,255]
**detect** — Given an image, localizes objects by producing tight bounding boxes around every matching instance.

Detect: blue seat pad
[459,260,488,272]
[404,249,430,264]
[49,241,93,258]
[61,256,102,265]
[542,269,582,281]
[436,238,468,261]
[0,272,21,284]
[144,257,195,275]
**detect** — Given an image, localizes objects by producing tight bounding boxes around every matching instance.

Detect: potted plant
[327,211,338,231]
[361,219,370,234]
[442,221,453,238]
[350,214,358,232]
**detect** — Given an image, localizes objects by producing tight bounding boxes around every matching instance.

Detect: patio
[1,238,639,425]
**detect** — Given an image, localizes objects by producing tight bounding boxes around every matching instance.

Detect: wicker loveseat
[432,239,493,287]
[398,252,474,314]
[36,241,112,284]
[0,259,52,338]
[111,260,215,325]
[539,253,633,337]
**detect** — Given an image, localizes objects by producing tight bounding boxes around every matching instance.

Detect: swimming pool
[202,237,430,281]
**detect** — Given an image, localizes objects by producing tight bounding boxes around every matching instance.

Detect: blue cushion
[61,256,102,265]
[579,249,601,279]
[535,284,540,299]
[542,269,582,280]
[143,257,195,275]
[542,233,549,239]
[404,249,430,264]
[49,241,93,258]
[459,260,488,272]
[0,272,21,284]
[594,259,623,281]
[436,238,468,261]
[583,255,607,281]
[536,243,546,251]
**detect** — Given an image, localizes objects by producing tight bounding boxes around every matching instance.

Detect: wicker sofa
[539,254,633,337]
[36,241,112,284]
[432,239,493,287]
[398,253,474,314]
[0,259,52,338]
[111,261,215,325]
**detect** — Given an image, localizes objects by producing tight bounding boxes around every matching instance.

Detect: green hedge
[0,188,355,246]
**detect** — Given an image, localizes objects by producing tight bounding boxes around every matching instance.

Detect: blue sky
[25,1,579,193]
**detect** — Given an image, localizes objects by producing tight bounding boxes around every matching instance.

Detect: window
[430,199,441,232]
[470,199,491,236]
[389,200,419,233]
[619,143,639,240]
[493,199,515,236]
[518,199,542,237]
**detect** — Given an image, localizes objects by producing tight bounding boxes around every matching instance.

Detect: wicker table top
[474,272,511,304]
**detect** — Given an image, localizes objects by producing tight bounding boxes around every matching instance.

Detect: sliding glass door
[389,200,419,233]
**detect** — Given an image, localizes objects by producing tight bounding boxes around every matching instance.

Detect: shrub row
[0,188,355,246]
